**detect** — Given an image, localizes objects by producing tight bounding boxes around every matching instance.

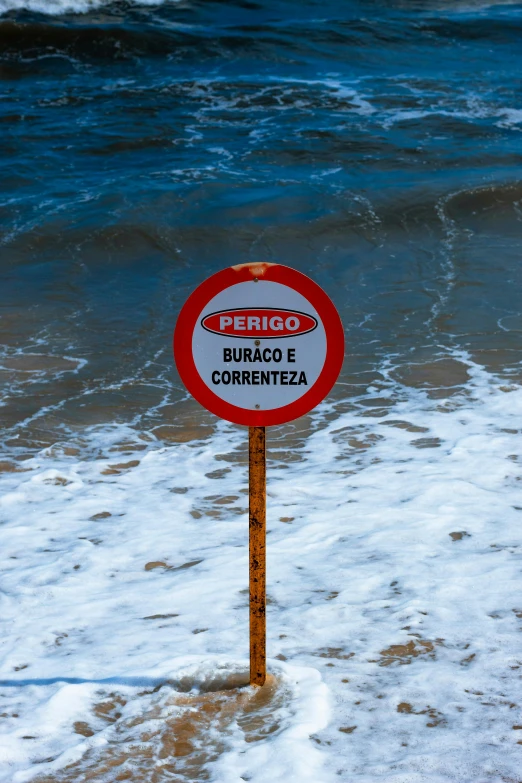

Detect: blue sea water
[1,0,522,447]
[3,5,522,782]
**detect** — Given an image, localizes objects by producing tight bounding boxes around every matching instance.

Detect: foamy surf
[0,0,172,14]
[1,352,522,781]
[2,660,330,783]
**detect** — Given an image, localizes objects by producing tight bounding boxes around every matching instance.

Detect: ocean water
[2,0,522,780]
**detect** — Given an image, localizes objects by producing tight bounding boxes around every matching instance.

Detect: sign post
[249,425,266,685]
[174,262,344,686]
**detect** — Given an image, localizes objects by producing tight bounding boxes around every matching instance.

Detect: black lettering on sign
[222,347,301,364]
[210,370,309,385]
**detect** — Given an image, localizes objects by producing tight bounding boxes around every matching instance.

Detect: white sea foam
[1,352,522,780]
[2,659,330,783]
[268,76,376,116]
[0,0,171,14]
[497,107,522,128]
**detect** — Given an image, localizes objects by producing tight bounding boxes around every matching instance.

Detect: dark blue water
[2,0,522,455]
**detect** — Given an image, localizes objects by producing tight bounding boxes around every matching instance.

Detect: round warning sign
[174,263,344,426]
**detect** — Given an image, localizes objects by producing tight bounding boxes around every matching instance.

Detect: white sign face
[192,281,327,411]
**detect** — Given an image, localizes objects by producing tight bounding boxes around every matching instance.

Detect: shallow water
[35,672,285,783]
[1,0,522,781]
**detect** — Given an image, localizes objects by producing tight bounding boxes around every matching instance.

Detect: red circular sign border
[174,263,344,427]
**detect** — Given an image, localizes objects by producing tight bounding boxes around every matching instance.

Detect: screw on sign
[174,262,344,686]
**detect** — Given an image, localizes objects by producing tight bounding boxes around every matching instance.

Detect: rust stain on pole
[249,425,266,687]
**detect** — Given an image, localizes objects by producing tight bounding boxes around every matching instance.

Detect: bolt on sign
[174,262,344,685]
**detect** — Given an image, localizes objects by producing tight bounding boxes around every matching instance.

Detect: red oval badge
[201,308,318,339]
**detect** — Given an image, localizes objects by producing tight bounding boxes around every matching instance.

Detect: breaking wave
[0,0,172,14]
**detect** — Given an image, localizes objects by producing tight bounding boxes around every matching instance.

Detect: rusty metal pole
[249,425,266,686]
